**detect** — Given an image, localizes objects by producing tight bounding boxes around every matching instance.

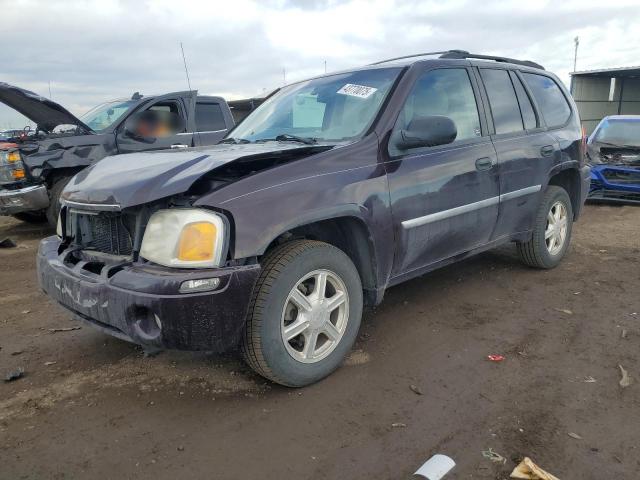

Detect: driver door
[385,67,500,277]
[115,91,196,154]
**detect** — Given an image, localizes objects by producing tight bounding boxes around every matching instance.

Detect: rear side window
[195,102,227,132]
[522,73,571,128]
[480,69,523,135]
[511,74,537,130]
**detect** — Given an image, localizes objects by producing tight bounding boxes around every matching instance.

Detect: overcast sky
[1,0,639,129]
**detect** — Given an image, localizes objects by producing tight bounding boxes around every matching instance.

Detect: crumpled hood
[588,141,640,167]
[0,82,91,133]
[62,142,329,208]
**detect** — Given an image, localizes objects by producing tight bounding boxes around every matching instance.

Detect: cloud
[1,0,638,128]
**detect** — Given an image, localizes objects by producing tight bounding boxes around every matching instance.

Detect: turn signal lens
[7,152,21,163]
[12,168,25,179]
[177,222,217,261]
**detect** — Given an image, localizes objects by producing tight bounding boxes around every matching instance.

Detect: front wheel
[517,185,573,269]
[242,240,363,387]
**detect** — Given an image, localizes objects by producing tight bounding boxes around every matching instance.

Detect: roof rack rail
[371,50,544,70]
[369,51,460,65]
[439,50,545,70]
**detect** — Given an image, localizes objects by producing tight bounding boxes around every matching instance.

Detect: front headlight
[140,209,227,268]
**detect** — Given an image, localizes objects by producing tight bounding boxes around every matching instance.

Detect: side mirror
[393,115,457,151]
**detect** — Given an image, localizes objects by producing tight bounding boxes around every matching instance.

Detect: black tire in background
[12,211,48,224]
[517,185,573,269]
[45,175,74,227]
[242,240,363,387]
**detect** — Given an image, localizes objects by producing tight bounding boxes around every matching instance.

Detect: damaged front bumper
[37,236,261,352]
[588,164,640,204]
[0,184,49,214]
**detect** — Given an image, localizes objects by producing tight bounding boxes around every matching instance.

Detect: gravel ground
[0,204,638,479]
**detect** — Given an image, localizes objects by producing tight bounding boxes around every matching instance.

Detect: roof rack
[370,51,458,65]
[439,50,545,70]
[372,50,545,70]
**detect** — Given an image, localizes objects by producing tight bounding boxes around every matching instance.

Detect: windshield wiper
[220,137,251,144]
[256,133,317,145]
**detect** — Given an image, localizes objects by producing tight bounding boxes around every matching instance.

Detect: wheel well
[45,167,83,188]
[548,168,581,219]
[264,217,378,305]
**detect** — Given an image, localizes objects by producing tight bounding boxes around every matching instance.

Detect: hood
[62,142,332,208]
[588,141,640,166]
[0,82,92,134]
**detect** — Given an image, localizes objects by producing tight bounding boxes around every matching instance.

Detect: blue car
[587,115,640,204]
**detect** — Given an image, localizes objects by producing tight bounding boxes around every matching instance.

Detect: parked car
[587,115,640,203]
[38,50,590,387]
[0,83,235,225]
[0,129,29,142]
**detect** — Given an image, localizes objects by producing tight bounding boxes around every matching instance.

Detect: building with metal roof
[570,66,640,133]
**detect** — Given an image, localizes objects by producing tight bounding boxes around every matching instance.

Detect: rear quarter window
[195,102,227,132]
[522,73,571,128]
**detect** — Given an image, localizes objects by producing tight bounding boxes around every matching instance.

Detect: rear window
[522,73,571,128]
[480,69,523,135]
[195,103,227,132]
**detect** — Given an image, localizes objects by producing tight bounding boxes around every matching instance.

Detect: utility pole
[573,36,579,72]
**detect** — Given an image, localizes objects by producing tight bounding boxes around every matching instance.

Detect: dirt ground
[0,204,638,480]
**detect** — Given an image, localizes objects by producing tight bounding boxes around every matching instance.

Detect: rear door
[385,66,500,277]
[192,97,234,146]
[476,67,558,238]
[115,91,196,153]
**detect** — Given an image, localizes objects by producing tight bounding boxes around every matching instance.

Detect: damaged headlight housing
[140,209,227,268]
[0,150,26,182]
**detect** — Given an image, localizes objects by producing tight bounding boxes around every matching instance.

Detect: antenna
[180,42,192,91]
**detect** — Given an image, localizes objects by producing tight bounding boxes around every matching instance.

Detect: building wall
[571,76,640,134]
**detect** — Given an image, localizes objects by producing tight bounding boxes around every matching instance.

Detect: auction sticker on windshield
[337,84,378,99]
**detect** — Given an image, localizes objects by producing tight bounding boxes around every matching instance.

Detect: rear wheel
[46,175,73,227]
[242,240,363,387]
[12,211,47,224]
[517,185,573,269]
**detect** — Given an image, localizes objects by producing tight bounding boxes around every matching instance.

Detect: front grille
[70,210,133,256]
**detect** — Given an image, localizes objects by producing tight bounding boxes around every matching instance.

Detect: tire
[45,175,73,227]
[12,211,47,224]
[517,185,573,269]
[242,240,363,387]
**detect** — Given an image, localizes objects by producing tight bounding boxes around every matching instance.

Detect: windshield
[594,118,640,147]
[230,67,402,143]
[80,100,137,132]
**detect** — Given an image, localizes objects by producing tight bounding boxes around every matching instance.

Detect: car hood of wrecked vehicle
[0,82,92,134]
[588,141,640,167]
[61,142,334,209]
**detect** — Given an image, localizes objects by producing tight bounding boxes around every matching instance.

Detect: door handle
[540,145,555,157]
[171,144,189,149]
[475,157,495,171]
